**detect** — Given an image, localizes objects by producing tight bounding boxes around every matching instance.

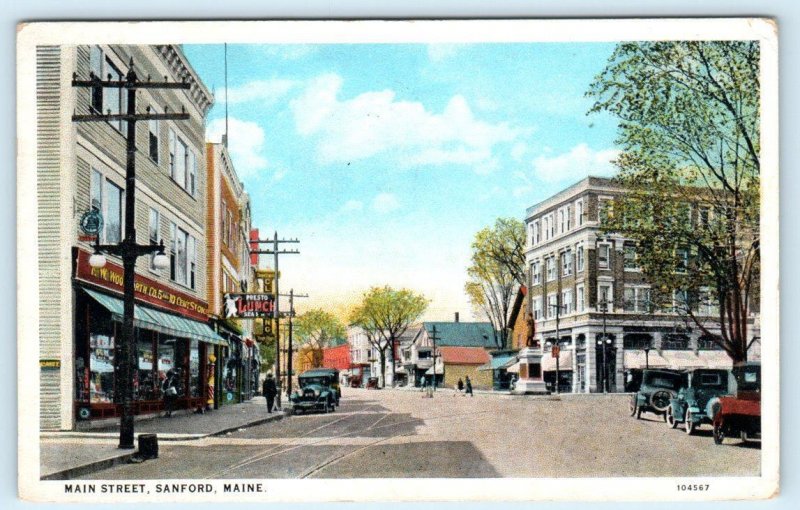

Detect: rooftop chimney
[454,312,459,323]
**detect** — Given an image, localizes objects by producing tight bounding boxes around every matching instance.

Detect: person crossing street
[262,372,277,413]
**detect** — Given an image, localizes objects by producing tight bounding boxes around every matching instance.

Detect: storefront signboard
[39,359,61,369]
[222,293,275,318]
[74,248,209,322]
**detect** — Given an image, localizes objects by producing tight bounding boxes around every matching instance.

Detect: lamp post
[597,299,613,394]
[74,61,190,449]
[643,346,651,370]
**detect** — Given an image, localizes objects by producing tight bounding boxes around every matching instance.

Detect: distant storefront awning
[505,361,520,374]
[623,350,670,369]
[478,352,518,371]
[84,288,228,346]
[661,350,706,370]
[698,351,734,369]
[542,350,573,372]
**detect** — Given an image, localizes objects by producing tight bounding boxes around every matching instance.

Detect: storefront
[72,249,225,421]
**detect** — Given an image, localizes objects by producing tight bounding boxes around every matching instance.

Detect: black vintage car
[630,369,687,420]
[289,368,340,414]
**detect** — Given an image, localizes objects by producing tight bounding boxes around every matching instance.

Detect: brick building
[524,176,760,393]
[36,45,220,430]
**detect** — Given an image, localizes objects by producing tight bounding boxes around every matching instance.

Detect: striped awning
[83,288,227,346]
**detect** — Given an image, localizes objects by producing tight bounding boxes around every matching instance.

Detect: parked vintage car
[630,369,686,420]
[666,368,733,434]
[289,368,340,414]
[713,362,761,445]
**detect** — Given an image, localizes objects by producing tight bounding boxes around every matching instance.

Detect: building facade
[37,45,219,430]
[524,177,760,393]
[206,140,257,405]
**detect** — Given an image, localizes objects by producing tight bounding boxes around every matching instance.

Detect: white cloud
[341,199,363,212]
[289,74,518,172]
[206,117,268,178]
[511,142,528,162]
[427,44,461,62]
[221,79,295,105]
[371,193,400,214]
[532,143,619,183]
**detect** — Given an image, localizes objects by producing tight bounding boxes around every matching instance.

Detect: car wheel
[713,422,725,445]
[685,409,695,435]
[667,406,678,429]
[650,390,673,413]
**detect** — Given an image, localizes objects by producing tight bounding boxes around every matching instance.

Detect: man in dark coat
[262,373,277,413]
[465,376,473,397]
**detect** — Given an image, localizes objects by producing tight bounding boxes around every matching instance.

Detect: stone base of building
[511,378,550,395]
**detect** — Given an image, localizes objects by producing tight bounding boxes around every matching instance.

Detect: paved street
[76,388,759,479]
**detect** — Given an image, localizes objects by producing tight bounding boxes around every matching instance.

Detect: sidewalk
[40,397,287,480]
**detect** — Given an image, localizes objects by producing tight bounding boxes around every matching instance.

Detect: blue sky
[183,42,621,321]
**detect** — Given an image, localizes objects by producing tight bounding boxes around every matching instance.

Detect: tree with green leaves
[294,308,346,369]
[349,286,428,388]
[464,218,525,349]
[587,41,760,363]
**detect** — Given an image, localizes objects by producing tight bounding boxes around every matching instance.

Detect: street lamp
[596,335,613,393]
[643,346,651,370]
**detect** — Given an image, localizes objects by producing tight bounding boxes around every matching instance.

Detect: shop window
[89,328,116,403]
[136,331,157,401]
[189,340,201,398]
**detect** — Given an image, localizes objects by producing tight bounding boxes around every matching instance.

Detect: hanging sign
[222,293,275,318]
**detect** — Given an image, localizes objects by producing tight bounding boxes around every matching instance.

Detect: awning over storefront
[84,288,228,346]
[623,350,670,369]
[478,352,518,371]
[425,362,444,375]
[661,350,706,370]
[542,350,573,372]
[505,361,520,374]
[698,351,734,369]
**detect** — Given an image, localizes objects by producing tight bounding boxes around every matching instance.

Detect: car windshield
[735,366,760,391]
[643,372,682,389]
[696,372,726,388]
[300,376,329,387]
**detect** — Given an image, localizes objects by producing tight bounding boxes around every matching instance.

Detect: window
[104,179,123,244]
[549,213,555,238]
[104,58,126,133]
[697,288,718,317]
[168,128,196,196]
[676,247,689,273]
[624,244,639,270]
[562,289,573,314]
[547,294,557,319]
[221,199,227,246]
[531,261,541,285]
[599,198,613,222]
[623,334,652,350]
[168,129,176,179]
[699,206,711,229]
[543,216,549,240]
[169,222,176,280]
[663,334,690,350]
[534,221,540,244]
[562,249,573,276]
[598,283,613,311]
[566,205,572,230]
[673,289,689,312]
[176,227,187,285]
[698,335,724,350]
[533,297,543,320]
[559,209,565,234]
[598,243,610,269]
[187,236,196,290]
[89,46,104,112]
[528,223,535,246]
[148,108,159,162]
[148,208,160,270]
[576,246,585,272]
[624,287,651,312]
[546,257,556,282]
[576,285,585,312]
[90,168,102,213]
[576,199,584,226]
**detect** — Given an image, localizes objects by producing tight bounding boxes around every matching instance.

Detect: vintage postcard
[17,19,779,502]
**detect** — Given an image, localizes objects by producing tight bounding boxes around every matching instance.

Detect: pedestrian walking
[161,369,178,417]
[457,378,464,393]
[465,376,473,397]
[262,372,277,413]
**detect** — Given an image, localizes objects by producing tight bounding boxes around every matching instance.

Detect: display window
[189,339,201,398]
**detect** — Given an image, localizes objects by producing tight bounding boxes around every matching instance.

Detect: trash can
[138,433,159,460]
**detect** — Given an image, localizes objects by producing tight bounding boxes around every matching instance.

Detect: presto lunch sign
[223,293,275,318]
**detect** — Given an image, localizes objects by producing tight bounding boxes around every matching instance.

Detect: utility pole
[277,289,308,397]
[72,60,191,449]
[250,232,299,407]
[430,325,440,393]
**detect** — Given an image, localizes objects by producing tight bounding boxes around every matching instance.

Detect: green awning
[478,353,518,371]
[83,288,227,346]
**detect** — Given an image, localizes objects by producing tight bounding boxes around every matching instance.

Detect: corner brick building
[524,177,760,393]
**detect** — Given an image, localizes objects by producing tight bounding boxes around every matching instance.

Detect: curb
[40,409,291,480]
